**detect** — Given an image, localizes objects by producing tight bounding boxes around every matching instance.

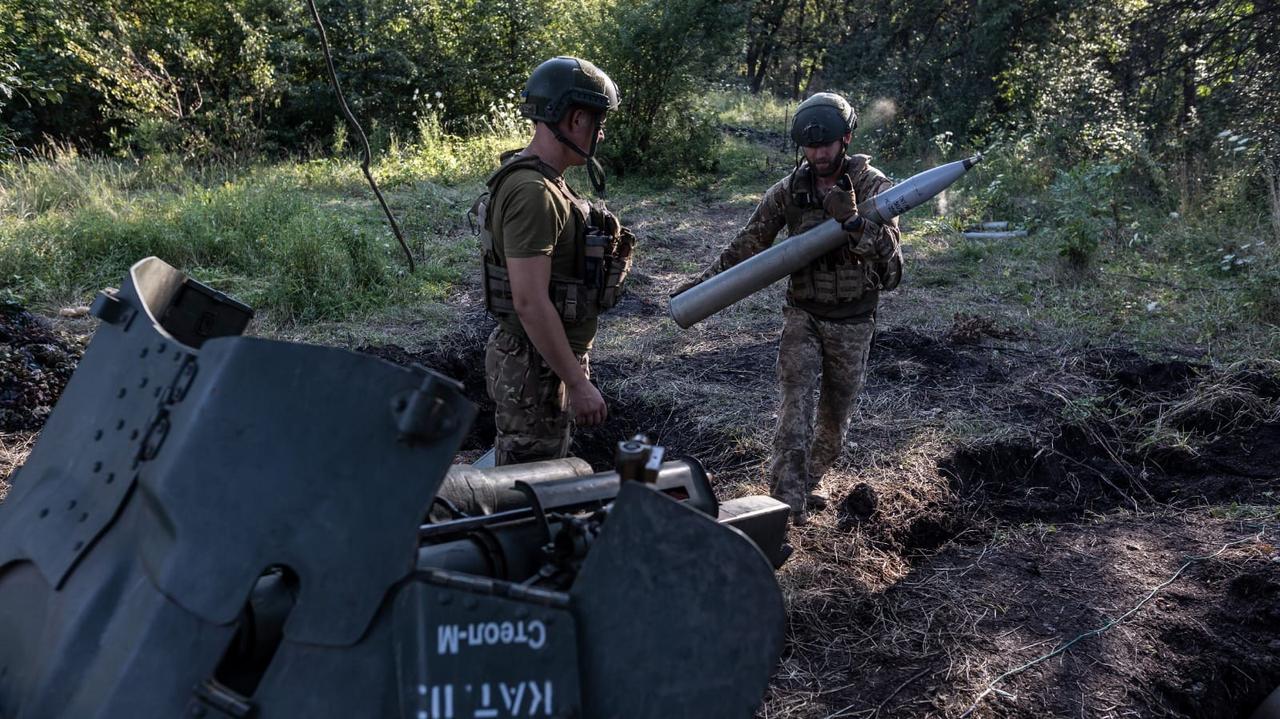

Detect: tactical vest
[783,155,900,306]
[470,153,634,323]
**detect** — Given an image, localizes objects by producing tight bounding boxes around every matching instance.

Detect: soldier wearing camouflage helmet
[470,56,636,465]
[672,92,903,525]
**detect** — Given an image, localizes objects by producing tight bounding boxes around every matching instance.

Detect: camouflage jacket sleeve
[851,168,902,264]
[696,178,790,282]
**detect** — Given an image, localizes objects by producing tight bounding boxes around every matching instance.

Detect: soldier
[472,56,635,466]
[673,93,903,525]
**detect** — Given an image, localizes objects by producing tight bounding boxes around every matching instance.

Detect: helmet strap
[549,115,608,196]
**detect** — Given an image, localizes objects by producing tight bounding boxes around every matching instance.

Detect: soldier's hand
[568,379,608,426]
[669,277,701,298]
[822,184,858,223]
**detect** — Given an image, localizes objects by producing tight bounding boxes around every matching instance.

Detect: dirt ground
[355,186,1280,717]
[3,171,1279,717]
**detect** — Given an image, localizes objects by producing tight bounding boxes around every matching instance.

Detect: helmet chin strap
[550,120,608,196]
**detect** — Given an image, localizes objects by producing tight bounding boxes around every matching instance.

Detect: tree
[591,0,746,175]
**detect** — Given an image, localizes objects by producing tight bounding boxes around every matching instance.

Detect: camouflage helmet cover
[520,56,620,124]
[790,92,857,146]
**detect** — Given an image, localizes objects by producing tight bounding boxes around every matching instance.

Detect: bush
[603,98,724,181]
[0,160,414,321]
[590,0,746,179]
[1047,162,1121,269]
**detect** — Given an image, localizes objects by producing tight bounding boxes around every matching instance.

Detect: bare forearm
[515,298,588,387]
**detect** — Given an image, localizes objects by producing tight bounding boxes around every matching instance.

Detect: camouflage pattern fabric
[694,155,901,303]
[766,307,875,520]
[693,176,789,285]
[485,327,590,466]
[681,155,900,522]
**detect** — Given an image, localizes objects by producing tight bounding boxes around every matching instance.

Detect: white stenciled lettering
[526,620,545,650]
[527,680,553,716]
[427,684,455,718]
[438,625,461,655]
[434,620,551,656]
[474,683,498,718]
[500,682,525,714]
[416,682,551,718]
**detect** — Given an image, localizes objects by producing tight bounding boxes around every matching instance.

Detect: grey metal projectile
[669,153,983,328]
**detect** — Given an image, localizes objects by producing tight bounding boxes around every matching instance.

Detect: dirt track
[3,183,1279,717]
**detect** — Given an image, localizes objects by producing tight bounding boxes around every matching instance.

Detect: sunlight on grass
[0,118,526,324]
[3,93,1277,362]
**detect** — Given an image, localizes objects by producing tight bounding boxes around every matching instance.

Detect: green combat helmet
[790,92,857,147]
[520,56,620,194]
[520,56,619,123]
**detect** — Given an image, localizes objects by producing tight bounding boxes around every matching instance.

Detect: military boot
[805,492,829,510]
[790,506,809,527]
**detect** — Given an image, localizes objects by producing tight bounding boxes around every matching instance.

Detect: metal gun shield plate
[571,482,785,718]
[393,572,582,719]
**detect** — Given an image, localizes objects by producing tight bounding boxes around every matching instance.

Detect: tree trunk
[1177,44,1196,214]
[789,0,807,99]
[745,0,791,94]
[1267,156,1280,242]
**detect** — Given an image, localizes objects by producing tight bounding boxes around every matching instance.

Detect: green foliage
[0,0,596,160]
[1046,162,1122,269]
[0,140,502,321]
[587,0,746,178]
[709,86,791,132]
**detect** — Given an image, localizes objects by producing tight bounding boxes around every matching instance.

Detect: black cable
[304,0,415,274]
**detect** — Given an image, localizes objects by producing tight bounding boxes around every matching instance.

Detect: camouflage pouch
[587,203,633,311]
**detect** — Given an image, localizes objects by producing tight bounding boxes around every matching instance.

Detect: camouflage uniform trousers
[767,306,875,516]
[485,326,590,466]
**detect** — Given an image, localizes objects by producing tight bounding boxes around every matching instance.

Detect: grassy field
[3,89,1275,357]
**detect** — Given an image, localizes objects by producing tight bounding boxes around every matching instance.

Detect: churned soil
[0,305,85,498]
[0,304,82,433]
[761,317,1279,718]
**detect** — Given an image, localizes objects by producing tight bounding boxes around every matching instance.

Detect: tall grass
[3,90,1274,355]
[0,120,527,322]
[707,86,792,132]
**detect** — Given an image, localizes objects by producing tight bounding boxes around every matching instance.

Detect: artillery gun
[0,257,790,718]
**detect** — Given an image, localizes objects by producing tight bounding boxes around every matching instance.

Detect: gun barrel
[668,153,982,328]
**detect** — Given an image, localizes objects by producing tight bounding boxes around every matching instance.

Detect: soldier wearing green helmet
[672,92,903,526]
[470,56,635,465]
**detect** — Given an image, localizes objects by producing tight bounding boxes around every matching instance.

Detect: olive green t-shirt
[490,164,597,354]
